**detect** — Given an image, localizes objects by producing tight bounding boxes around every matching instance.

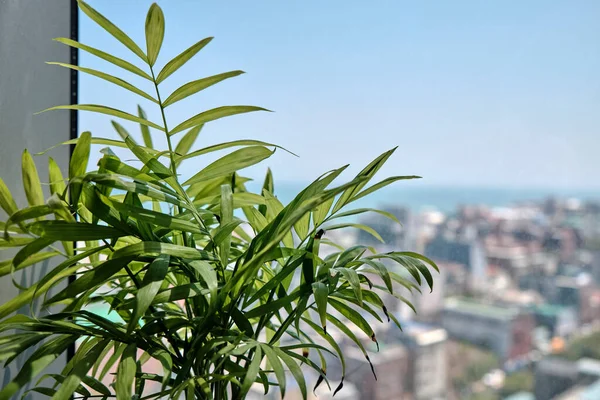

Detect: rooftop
[444,297,520,321]
[503,392,535,400]
[583,379,600,400]
[536,357,578,377]
[529,303,568,317]
[579,358,600,377]
[399,320,448,346]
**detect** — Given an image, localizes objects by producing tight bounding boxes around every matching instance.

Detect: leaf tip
[333,379,344,396]
[33,108,50,115]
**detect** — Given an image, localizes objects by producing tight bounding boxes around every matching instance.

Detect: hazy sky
[78,1,600,190]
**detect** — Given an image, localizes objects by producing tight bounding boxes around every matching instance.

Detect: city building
[534,357,579,400]
[425,233,487,290]
[529,304,577,339]
[554,275,600,325]
[539,357,600,400]
[343,345,410,400]
[442,298,534,363]
[357,206,415,251]
[336,320,447,400]
[388,321,448,400]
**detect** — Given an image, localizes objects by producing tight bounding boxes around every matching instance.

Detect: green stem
[149,66,221,267]
[148,66,190,248]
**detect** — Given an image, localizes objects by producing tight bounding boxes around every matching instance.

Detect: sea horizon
[245,181,600,214]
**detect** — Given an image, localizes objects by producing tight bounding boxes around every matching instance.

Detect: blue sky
[78,1,600,190]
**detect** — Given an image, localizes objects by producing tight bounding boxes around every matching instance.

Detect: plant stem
[148,66,190,248]
[148,66,220,265]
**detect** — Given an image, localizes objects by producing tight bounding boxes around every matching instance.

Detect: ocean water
[248,181,600,214]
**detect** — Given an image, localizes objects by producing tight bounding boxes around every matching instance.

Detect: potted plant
[0,2,437,399]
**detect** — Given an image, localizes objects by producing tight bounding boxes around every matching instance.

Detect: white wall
[0,0,73,397]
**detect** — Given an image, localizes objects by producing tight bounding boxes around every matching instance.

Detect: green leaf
[23,388,57,398]
[36,136,159,156]
[48,63,157,103]
[122,136,178,190]
[145,3,165,66]
[350,175,421,203]
[98,155,160,184]
[302,321,346,396]
[29,221,128,241]
[0,246,107,318]
[332,148,397,214]
[329,207,400,224]
[85,174,183,207]
[262,190,293,248]
[82,376,112,396]
[188,260,217,299]
[170,106,269,136]
[0,251,59,278]
[77,0,146,60]
[51,339,110,400]
[22,150,45,206]
[98,193,203,234]
[53,38,152,80]
[326,222,384,243]
[0,333,49,365]
[112,241,218,261]
[312,282,329,332]
[328,297,375,342]
[375,284,417,314]
[149,349,172,390]
[313,197,334,227]
[397,253,435,292]
[0,178,18,216]
[330,292,383,323]
[137,105,154,148]
[239,346,262,398]
[177,139,292,163]
[333,267,362,305]
[0,335,76,400]
[98,343,125,380]
[4,205,53,239]
[46,256,135,304]
[156,37,213,84]
[294,210,310,241]
[69,131,91,180]
[139,282,209,306]
[244,288,306,319]
[13,238,55,269]
[258,168,274,217]
[395,251,440,273]
[174,125,203,168]
[163,71,245,107]
[229,177,370,295]
[129,254,170,333]
[39,104,163,131]
[261,344,286,399]
[358,259,393,293]
[212,220,243,247]
[116,343,137,400]
[301,235,319,285]
[219,184,233,267]
[183,146,273,186]
[48,158,66,197]
[273,347,307,400]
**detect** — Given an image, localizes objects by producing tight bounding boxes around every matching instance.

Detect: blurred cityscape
[250,194,600,400]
